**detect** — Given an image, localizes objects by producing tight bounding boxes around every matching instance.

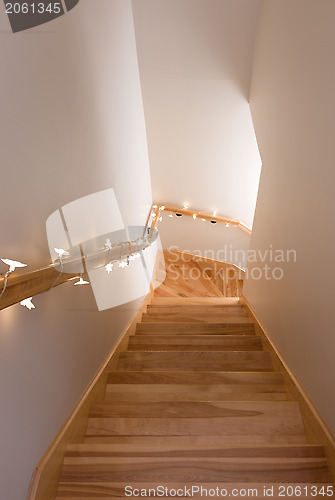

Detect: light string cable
[0,270,10,300]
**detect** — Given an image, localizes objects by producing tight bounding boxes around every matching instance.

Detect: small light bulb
[183,205,189,210]
[20,297,35,310]
[119,261,128,269]
[160,205,165,210]
[213,211,217,217]
[225,223,230,227]
[152,204,157,208]
[193,214,197,219]
[158,216,163,221]
[202,218,206,222]
[169,214,173,218]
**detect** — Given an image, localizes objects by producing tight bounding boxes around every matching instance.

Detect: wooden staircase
[55,296,333,498]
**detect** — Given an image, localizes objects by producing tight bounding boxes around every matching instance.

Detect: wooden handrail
[0,266,77,311]
[153,203,252,235]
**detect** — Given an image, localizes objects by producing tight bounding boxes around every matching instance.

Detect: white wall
[0,1,152,498]
[132,0,262,229]
[158,211,250,269]
[244,0,335,435]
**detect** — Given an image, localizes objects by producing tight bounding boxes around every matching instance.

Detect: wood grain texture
[127,335,263,351]
[106,371,285,385]
[136,322,255,335]
[59,456,330,484]
[141,313,251,323]
[117,351,273,372]
[104,384,287,402]
[0,267,76,311]
[154,250,244,298]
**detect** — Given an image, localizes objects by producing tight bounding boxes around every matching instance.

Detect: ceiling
[132,0,262,228]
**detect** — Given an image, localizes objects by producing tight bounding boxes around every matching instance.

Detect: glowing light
[213,211,217,217]
[158,217,163,221]
[152,213,157,218]
[152,204,157,209]
[182,205,189,210]
[225,223,230,227]
[20,297,35,310]
[160,205,165,210]
[1,258,27,273]
[105,262,113,273]
[202,218,206,222]
[193,214,197,219]
[119,261,128,269]
[74,277,89,285]
[54,248,70,258]
[169,214,173,218]
[105,239,112,250]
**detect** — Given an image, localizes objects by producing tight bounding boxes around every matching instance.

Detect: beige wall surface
[244,0,335,435]
[0,1,152,499]
[132,0,262,229]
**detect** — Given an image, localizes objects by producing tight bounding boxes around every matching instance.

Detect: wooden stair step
[127,335,263,351]
[136,322,255,335]
[141,313,251,323]
[105,384,287,402]
[107,371,285,385]
[151,297,241,305]
[86,401,306,443]
[65,443,327,458]
[117,351,273,372]
[147,304,246,313]
[58,456,331,484]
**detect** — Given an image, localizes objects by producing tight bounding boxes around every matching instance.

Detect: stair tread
[117,351,273,372]
[59,456,331,483]
[107,371,284,384]
[105,383,287,402]
[65,443,326,458]
[89,400,302,418]
[141,313,251,324]
[136,322,255,334]
[128,334,263,351]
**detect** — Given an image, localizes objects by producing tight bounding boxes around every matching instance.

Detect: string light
[74,277,89,285]
[105,262,113,273]
[1,258,27,273]
[54,248,70,258]
[169,214,173,218]
[192,214,197,219]
[105,239,113,250]
[152,204,157,209]
[202,218,206,222]
[213,211,217,217]
[182,205,189,210]
[20,297,35,310]
[225,223,230,227]
[119,260,128,269]
[0,258,28,300]
[158,216,163,222]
